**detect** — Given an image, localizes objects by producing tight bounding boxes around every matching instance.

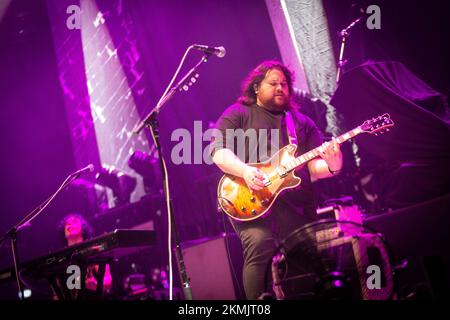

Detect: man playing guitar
[210,61,343,300]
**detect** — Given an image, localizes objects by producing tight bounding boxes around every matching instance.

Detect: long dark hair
[237,60,297,109]
[58,213,94,247]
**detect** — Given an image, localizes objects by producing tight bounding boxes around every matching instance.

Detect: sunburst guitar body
[218,144,301,221]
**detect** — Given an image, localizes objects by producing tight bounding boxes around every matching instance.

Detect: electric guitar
[217,114,394,222]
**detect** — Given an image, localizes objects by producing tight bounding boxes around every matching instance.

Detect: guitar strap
[285,110,298,147]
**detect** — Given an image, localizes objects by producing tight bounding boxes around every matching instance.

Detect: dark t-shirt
[211,103,323,216]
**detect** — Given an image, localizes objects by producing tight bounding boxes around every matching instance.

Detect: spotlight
[18,289,32,299]
[95,165,137,206]
[128,150,160,194]
[66,178,109,215]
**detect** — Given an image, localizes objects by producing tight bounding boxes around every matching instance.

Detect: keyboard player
[52,213,113,300]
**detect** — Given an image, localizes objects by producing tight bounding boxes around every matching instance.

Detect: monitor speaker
[179,234,244,300]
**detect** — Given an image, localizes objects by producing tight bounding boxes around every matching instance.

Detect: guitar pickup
[276,167,287,178]
[262,174,271,186]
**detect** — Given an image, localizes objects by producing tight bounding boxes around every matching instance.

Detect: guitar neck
[287,126,363,171]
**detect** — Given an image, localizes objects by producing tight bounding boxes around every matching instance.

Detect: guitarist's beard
[262,95,289,111]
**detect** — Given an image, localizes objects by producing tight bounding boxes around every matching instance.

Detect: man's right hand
[243,166,266,191]
[212,149,267,190]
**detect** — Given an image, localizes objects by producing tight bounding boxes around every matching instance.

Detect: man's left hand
[319,138,343,172]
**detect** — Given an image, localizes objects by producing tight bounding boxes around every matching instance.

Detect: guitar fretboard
[283,126,363,172]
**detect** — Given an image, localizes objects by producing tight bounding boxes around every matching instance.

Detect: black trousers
[230,201,316,300]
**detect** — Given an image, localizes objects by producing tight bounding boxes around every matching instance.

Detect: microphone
[192,44,226,58]
[70,164,95,176]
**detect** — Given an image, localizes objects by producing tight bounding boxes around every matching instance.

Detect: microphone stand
[0,170,87,299]
[133,53,212,300]
[335,14,367,207]
[336,16,363,84]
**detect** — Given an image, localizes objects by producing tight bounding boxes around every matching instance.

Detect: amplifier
[178,234,244,300]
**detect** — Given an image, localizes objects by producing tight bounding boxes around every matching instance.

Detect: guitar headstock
[360,113,394,135]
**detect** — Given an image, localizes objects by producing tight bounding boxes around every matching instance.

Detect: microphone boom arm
[336,16,363,83]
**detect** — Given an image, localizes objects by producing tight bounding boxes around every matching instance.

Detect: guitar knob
[250,196,256,202]
[241,207,246,212]
[251,209,257,215]
[261,199,269,206]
